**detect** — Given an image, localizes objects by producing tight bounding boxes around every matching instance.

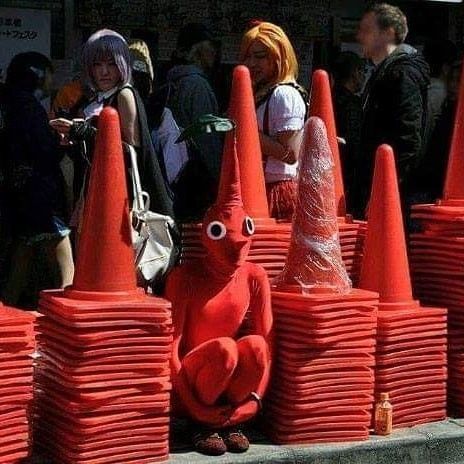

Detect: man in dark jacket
[331,51,365,212]
[354,3,430,218]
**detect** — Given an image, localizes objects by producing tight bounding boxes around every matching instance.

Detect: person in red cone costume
[165,132,273,456]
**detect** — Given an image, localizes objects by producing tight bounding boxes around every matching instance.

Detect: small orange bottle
[374,392,393,435]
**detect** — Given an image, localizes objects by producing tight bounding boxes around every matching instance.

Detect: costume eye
[206,221,227,240]
[243,216,255,236]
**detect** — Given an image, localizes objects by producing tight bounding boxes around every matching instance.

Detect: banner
[0,7,51,82]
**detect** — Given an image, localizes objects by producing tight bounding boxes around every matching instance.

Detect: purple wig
[82,29,131,91]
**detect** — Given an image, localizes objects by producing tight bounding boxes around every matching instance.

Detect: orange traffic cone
[309,69,345,217]
[228,65,269,219]
[359,144,417,308]
[36,107,173,464]
[442,60,464,205]
[276,116,351,293]
[71,107,137,296]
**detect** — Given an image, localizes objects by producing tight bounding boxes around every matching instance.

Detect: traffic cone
[71,107,137,296]
[309,69,345,217]
[276,116,351,293]
[0,304,35,462]
[35,107,173,464]
[359,144,416,307]
[359,146,447,428]
[443,60,464,204]
[228,65,269,219]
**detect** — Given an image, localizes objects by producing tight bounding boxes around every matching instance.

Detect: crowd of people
[0,3,461,309]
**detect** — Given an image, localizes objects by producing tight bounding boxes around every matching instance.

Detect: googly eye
[206,221,227,240]
[243,216,255,236]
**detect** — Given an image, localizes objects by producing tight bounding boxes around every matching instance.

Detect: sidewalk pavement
[28,418,464,463]
[169,419,464,464]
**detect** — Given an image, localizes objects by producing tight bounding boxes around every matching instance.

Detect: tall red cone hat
[72,107,137,294]
[309,69,346,217]
[215,131,242,207]
[228,65,269,217]
[359,144,415,306]
[442,60,464,204]
[276,117,351,293]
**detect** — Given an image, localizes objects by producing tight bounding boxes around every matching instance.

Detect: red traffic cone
[442,60,464,205]
[309,69,346,217]
[71,107,138,297]
[359,144,416,307]
[228,65,269,219]
[275,117,351,293]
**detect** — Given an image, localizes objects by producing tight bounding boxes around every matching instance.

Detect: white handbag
[126,143,176,289]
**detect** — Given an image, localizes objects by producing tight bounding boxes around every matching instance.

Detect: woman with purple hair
[51,29,173,224]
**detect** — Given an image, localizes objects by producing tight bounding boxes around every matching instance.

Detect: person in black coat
[1,52,74,306]
[414,60,462,202]
[331,51,365,213]
[354,3,430,218]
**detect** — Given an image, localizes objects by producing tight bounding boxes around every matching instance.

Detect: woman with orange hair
[240,21,306,220]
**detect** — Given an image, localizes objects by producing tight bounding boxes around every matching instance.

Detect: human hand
[49,117,73,135]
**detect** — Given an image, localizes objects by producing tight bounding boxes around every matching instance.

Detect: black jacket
[355,44,430,212]
[1,87,66,237]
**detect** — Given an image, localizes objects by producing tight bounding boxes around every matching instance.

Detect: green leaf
[176,114,235,143]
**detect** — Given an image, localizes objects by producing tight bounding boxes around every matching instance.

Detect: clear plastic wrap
[274,116,352,294]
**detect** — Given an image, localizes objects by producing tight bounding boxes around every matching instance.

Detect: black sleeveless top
[74,84,173,218]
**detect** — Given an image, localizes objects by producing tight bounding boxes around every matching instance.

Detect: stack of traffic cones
[35,108,173,464]
[410,63,464,416]
[0,304,35,463]
[181,66,365,282]
[309,69,366,284]
[359,145,447,428]
[264,117,378,445]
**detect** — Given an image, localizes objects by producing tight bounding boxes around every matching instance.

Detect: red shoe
[192,429,227,456]
[223,427,250,453]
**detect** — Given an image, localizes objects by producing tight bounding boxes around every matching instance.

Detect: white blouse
[256,84,306,183]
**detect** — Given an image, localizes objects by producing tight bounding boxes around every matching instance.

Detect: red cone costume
[165,133,273,428]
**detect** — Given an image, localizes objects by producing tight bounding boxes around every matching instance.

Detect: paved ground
[169,419,464,464]
[29,418,464,463]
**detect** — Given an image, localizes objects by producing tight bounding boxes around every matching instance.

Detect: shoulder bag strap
[124,142,150,213]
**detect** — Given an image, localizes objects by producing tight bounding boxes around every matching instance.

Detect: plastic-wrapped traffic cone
[309,69,345,217]
[264,117,378,445]
[276,116,351,293]
[71,107,137,296]
[359,144,416,308]
[442,60,464,205]
[228,65,269,219]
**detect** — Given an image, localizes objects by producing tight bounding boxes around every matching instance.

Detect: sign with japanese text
[0,7,50,82]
